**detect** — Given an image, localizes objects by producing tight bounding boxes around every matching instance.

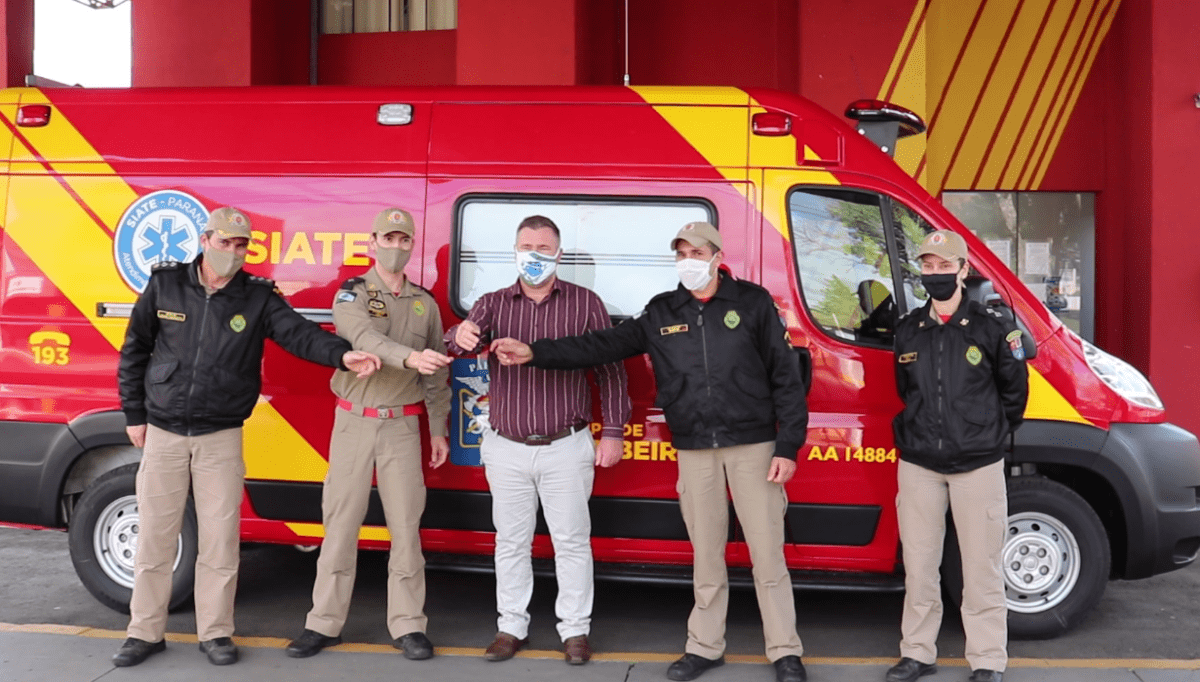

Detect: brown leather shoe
[564,635,592,665]
[483,632,528,662]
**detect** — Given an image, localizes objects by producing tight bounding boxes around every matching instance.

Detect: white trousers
[481,428,595,641]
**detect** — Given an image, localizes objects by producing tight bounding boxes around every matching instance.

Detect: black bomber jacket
[892,296,1029,474]
[528,273,809,460]
[118,257,351,436]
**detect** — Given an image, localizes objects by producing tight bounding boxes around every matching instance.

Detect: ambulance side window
[454,196,711,318]
[788,188,899,347]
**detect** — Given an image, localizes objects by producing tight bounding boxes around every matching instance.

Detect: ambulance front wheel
[67,463,197,614]
[941,475,1111,640]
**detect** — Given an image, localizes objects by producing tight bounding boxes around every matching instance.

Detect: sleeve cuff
[124,410,147,427]
[773,442,799,461]
[600,426,624,440]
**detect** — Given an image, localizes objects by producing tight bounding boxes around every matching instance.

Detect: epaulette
[648,290,675,305]
[340,277,365,291]
[151,260,182,272]
[246,274,276,287]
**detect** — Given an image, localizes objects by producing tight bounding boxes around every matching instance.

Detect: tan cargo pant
[676,441,804,662]
[897,458,1008,672]
[305,409,427,639]
[127,425,244,643]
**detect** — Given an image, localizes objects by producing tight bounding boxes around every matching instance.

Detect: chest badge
[156,310,186,322]
[965,345,982,366]
[723,310,741,329]
[660,324,689,336]
[229,314,247,333]
[899,352,918,364]
[413,300,426,316]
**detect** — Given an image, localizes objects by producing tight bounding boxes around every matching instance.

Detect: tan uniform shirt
[330,268,450,438]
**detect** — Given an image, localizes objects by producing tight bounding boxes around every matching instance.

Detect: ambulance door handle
[792,346,812,395]
[97,302,133,318]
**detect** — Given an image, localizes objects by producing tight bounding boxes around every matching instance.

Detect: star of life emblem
[113,190,210,292]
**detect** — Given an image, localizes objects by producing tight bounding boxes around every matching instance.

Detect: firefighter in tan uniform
[286,208,453,661]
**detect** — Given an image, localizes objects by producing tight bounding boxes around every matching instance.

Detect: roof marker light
[16,105,51,127]
[752,112,791,136]
[377,104,413,126]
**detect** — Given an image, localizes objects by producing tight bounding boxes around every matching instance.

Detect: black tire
[941,475,1110,640]
[67,463,197,614]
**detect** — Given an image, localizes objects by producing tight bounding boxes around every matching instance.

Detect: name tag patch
[898,352,918,364]
[157,310,186,322]
[660,324,689,336]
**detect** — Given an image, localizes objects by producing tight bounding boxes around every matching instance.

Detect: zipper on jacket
[185,294,212,436]
[936,330,945,452]
[696,305,718,448]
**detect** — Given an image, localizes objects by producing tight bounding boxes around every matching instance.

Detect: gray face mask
[204,248,245,279]
[375,245,412,274]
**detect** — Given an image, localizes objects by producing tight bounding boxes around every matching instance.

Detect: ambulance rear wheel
[67,463,197,614]
[941,475,1110,640]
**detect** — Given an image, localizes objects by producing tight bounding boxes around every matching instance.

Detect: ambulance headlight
[1082,339,1163,410]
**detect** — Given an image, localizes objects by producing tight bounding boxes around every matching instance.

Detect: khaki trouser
[127,425,244,642]
[897,458,1008,672]
[305,409,427,639]
[677,441,803,662]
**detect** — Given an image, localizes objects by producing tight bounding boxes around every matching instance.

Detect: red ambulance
[0,85,1196,639]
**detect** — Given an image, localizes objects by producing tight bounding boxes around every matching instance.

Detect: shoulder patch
[247,275,276,287]
[335,290,357,304]
[1006,330,1022,343]
[340,277,365,291]
[151,260,182,272]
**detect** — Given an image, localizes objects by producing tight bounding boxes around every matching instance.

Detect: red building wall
[320,30,456,86]
[625,0,798,91]
[1,0,31,88]
[133,0,253,87]
[250,0,311,86]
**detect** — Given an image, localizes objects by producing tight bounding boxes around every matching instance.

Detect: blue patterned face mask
[515,248,560,286]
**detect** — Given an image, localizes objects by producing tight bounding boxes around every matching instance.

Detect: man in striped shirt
[444,215,630,666]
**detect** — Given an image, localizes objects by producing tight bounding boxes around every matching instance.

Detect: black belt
[497,422,589,446]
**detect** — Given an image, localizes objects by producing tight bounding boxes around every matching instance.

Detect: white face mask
[676,255,717,291]
[515,248,560,286]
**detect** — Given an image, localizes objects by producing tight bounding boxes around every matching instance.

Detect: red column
[132,0,252,86]
[1,0,32,87]
[456,0,579,85]
[1145,0,1200,433]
